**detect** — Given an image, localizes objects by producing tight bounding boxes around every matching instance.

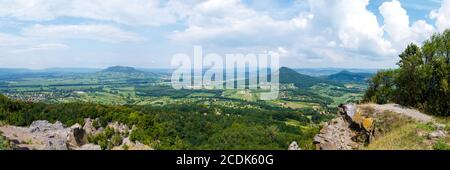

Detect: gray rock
[288,141,301,150]
[428,130,446,139]
[26,120,69,150]
[435,123,446,131]
[108,122,130,134]
[67,123,88,148]
[313,117,358,150]
[77,144,101,150]
[83,118,97,135]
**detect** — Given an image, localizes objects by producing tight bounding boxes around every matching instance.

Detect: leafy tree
[364,70,396,104]
[364,29,450,116]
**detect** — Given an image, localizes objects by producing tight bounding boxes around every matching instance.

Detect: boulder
[83,118,97,135]
[67,123,88,148]
[288,141,301,150]
[28,120,65,133]
[428,130,446,139]
[435,123,446,131]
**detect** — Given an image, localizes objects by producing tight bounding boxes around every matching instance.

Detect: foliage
[0,134,12,150]
[0,94,331,150]
[433,139,450,150]
[364,29,450,116]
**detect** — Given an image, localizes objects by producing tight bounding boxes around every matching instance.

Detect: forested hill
[279,67,343,88]
[325,71,374,83]
[100,66,145,74]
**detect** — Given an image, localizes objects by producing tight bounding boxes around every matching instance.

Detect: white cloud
[430,0,450,32]
[379,0,435,48]
[0,33,27,46]
[22,24,145,43]
[170,0,301,46]
[0,0,181,26]
[379,0,412,43]
[1,0,450,69]
[168,0,401,68]
[12,43,69,53]
[310,0,395,56]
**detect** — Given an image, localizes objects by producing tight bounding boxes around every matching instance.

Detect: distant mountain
[0,68,31,75]
[294,68,379,77]
[100,66,145,74]
[279,67,342,88]
[325,70,374,83]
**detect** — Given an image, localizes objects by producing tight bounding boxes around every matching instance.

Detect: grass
[433,139,450,150]
[364,123,431,150]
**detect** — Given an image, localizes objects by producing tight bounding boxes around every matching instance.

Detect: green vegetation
[0,65,370,150]
[0,132,12,150]
[279,67,342,88]
[365,123,431,150]
[325,71,373,84]
[0,94,334,150]
[364,29,450,116]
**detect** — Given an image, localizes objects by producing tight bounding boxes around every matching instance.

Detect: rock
[67,123,88,148]
[428,130,446,139]
[313,117,358,150]
[342,103,357,117]
[320,142,337,150]
[118,137,152,150]
[44,140,67,150]
[313,135,323,144]
[288,141,301,150]
[435,123,446,131]
[108,122,130,134]
[18,120,69,150]
[28,120,65,133]
[76,144,101,150]
[83,118,97,135]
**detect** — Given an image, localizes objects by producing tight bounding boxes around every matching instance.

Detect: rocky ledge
[0,119,150,150]
[314,103,448,150]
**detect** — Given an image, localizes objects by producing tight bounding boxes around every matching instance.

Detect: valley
[0,66,369,150]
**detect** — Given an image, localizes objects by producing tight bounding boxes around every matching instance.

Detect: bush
[433,140,450,150]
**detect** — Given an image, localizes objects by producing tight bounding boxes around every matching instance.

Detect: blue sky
[0,0,449,69]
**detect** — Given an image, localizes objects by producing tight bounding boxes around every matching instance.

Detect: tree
[364,70,396,104]
[364,29,450,116]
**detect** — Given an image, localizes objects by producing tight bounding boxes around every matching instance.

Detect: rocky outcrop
[67,123,88,148]
[107,122,130,134]
[314,104,376,150]
[0,120,69,150]
[28,120,65,133]
[83,118,97,135]
[0,119,154,150]
[0,120,103,150]
[315,103,448,150]
[313,117,359,150]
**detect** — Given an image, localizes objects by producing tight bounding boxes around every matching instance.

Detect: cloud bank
[0,0,449,68]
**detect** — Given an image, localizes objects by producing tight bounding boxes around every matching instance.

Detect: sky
[0,0,449,69]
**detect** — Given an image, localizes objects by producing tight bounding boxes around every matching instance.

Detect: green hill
[279,67,342,88]
[100,66,144,74]
[326,70,373,83]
